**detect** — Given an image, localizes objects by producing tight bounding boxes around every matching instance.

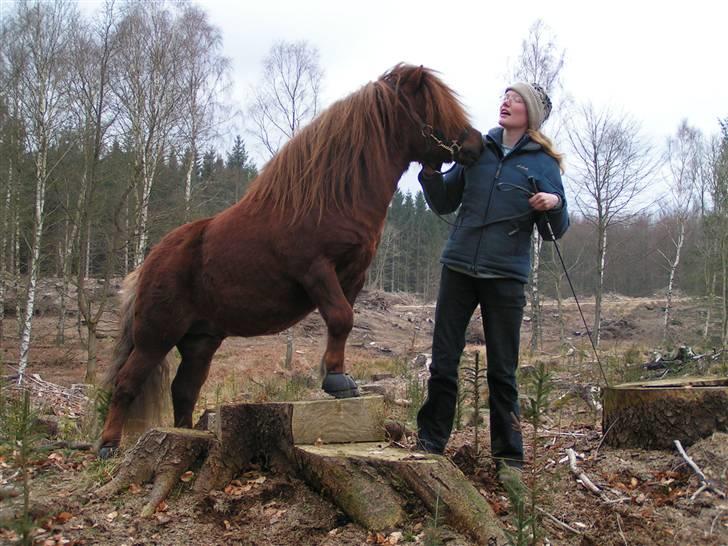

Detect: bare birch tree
[567,104,657,347]
[5,0,76,383]
[714,121,728,347]
[698,133,724,341]
[176,5,230,220]
[509,19,566,353]
[68,0,119,383]
[248,40,323,158]
[0,30,24,348]
[111,2,184,268]
[248,40,323,362]
[659,120,700,342]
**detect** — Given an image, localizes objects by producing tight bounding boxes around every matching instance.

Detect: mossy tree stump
[98,396,505,544]
[602,377,728,449]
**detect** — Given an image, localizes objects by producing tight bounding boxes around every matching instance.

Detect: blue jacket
[419,127,569,283]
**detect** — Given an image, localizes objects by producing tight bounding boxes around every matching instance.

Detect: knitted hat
[505,82,552,131]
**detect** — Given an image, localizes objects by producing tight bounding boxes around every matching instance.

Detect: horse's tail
[103,268,171,440]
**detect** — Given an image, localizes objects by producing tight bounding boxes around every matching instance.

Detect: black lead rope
[538,209,610,387]
[428,174,610,386]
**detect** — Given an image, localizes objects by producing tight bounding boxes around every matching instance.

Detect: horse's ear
[414,65,426,91]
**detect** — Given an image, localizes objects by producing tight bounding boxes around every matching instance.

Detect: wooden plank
[290,395,385,445]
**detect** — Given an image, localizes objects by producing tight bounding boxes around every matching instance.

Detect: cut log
[602,377,728,449]
[295,443,506,545]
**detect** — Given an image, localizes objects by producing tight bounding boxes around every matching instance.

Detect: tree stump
[602,377,728,449]
[97,396,506,543]
[194,395,386,492]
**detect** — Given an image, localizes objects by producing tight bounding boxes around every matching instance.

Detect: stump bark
[602,377,728,449]
[96,428,213,517]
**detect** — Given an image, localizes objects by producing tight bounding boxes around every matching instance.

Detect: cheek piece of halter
[380,74,470,167]
[421,124,470,166]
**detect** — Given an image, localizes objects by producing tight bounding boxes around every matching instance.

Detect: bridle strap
[381,74,468,163]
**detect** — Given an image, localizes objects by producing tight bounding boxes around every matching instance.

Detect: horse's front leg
[302,259,360,398]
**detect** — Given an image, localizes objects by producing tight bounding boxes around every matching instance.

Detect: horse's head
[380,64,484,169]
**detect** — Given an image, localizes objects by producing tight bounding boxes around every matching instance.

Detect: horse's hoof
[98,445,118,460]
[322,372,360,399]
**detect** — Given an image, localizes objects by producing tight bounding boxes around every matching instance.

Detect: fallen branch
[535,506,582,535]
[566,448,602,496]
[45,440,93,451]
[674,440,727,500]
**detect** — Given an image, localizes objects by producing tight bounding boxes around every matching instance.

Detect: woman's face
[498,91,528,131]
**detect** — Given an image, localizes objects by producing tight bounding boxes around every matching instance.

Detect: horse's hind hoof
[322,372,360,399]
[98,445,118,460]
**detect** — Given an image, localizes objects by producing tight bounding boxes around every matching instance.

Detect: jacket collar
[486,127,541,156]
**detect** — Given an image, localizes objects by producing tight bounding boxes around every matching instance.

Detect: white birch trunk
[18,149,48,384]
[57,212,79,346]
[134,169,153,268]
[722,235,728,348]
[85,221,91,279]
[184,151,195,221]
[594,224,607,348]
[663,221,685,340]
[703,272,716,340]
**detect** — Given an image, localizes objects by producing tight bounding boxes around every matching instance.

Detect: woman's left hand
[529,192,560,211]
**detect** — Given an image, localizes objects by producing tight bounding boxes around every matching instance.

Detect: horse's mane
[243,64,469,224]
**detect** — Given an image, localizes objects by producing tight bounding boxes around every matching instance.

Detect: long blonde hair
[527,129,565,173]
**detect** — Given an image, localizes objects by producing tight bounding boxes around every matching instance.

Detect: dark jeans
[417,266,525,469]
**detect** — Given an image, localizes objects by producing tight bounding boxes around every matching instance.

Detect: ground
[1,284,726,545]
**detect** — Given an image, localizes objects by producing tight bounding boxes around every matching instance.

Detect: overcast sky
[192,0,726,195]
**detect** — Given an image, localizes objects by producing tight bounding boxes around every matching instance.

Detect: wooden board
[289,395,385,445]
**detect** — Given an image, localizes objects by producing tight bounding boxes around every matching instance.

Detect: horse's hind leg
[172,333,223,428]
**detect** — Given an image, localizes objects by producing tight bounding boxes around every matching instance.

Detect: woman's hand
[528,192,561,211]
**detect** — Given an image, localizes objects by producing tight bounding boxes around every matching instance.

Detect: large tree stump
[602,377,728,449]
[98,396,505,543]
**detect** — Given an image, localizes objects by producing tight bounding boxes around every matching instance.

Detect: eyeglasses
[501,93,524,105]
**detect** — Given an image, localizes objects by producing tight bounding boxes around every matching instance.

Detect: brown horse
[98,63,483,457]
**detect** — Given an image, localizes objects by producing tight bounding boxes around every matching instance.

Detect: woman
[416,82,569,477]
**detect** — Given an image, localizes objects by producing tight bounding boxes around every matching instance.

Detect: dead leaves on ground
[223,472,267,497]
[601,469,691,507]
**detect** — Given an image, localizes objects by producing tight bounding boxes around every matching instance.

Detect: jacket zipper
[472,156,504,273]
